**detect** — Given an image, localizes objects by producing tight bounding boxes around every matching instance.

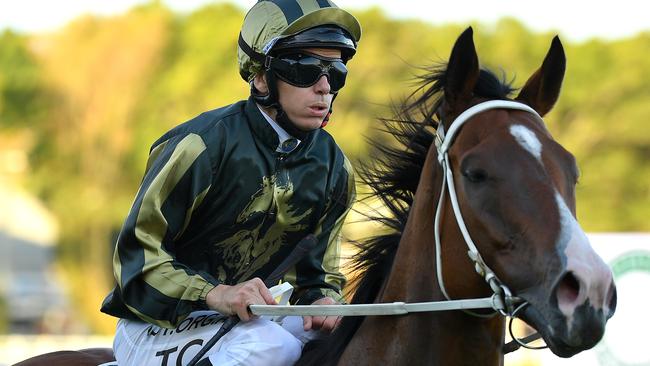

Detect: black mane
[296,64,514,366]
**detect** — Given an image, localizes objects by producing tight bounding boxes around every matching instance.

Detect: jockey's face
[255,48,342,132]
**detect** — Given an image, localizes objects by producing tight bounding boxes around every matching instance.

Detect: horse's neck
[379,144,449,302]
[380,146,439,302]
[340,145,506,365]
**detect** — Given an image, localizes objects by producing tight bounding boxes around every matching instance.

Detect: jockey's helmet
[238,0,362,82]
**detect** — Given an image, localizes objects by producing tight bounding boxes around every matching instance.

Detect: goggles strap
[239,32,267,65]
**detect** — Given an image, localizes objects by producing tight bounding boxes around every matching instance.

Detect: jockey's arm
[108,133,221,328]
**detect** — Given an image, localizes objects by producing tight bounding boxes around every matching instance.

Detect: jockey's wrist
[205,284,231,313]
[199,282,216,300]
[193,279,220,310]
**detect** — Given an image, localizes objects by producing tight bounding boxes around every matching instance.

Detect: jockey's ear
[252,73,269,95]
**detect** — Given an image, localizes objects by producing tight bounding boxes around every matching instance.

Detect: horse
[296,27,617,365]
[16,27,616,366]
[13,348,115,366]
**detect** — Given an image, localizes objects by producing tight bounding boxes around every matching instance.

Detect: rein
[251,296,506,316]
[251,101,547,353]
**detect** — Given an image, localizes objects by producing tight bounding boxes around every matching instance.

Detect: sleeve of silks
[112,133,220,328]
[290,157,356,305]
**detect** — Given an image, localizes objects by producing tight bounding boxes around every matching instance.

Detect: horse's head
[439,28,617,357]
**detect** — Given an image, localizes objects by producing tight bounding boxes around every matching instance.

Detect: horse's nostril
[557,271,581,305]
[607,282,617,318]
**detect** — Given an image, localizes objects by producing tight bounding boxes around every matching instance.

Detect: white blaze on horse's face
[554,192,614,328]
[509,123,615,333]
[509,125,543,164]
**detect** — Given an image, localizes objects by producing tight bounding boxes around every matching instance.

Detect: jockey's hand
[205,278,277,322]
[303,297,341,333]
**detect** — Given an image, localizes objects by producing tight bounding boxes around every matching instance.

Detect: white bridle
[433,100,542,317]
[251,101,542,327]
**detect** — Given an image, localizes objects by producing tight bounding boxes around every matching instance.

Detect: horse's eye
[462,168,488,183]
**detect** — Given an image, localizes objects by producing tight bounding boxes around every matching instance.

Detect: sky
[0,0,648,42]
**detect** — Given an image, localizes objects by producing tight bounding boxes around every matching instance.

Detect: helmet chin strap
[321,111,331,127]
[251,69,334,140]
[321,93,337,128]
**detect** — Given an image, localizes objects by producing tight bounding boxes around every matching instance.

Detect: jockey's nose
[313,75,331,94]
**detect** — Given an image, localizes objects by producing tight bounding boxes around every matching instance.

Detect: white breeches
[113,311,313,366]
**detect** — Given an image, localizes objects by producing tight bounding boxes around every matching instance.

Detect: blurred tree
[0,30,52,130]
[127,2,248,175]
[555,35,650,231]
[27,2,174,332]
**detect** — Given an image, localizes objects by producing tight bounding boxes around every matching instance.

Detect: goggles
[268,52,348,93]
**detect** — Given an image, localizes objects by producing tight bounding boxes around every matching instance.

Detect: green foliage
[0,3,648,331]
[0,30,52,129]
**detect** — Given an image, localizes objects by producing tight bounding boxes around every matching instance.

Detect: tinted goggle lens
[270,55,348,92]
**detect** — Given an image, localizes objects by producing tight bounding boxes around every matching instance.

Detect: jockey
[100,1,361,365]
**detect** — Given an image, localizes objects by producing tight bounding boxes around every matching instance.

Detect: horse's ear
[444,27,480,117]
[515,36,566,117]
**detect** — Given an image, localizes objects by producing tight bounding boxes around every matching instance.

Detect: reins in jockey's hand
[186,235,319,366]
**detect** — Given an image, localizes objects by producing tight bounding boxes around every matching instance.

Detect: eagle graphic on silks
[213,174,313,283]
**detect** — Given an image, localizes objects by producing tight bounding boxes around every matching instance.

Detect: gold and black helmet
[238,0,362,81]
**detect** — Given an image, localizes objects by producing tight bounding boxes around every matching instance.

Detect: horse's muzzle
[520,273,617,357]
